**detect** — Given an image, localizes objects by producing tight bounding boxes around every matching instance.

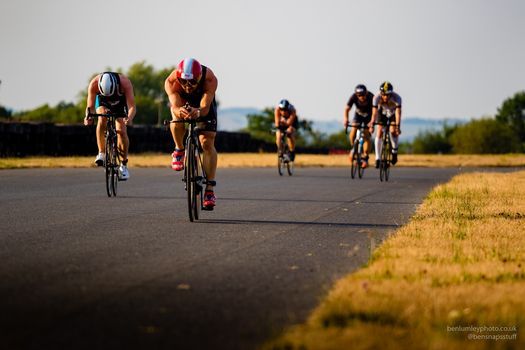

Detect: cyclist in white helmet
[84,72,136,180]
[274,99,298,162]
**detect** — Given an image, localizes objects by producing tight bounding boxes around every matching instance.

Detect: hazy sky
[1,0,524,121]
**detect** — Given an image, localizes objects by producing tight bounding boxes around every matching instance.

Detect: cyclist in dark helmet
[368,81,402,168]
[84,72,136,180]
[274,99,298,162]
[344,84,374,168]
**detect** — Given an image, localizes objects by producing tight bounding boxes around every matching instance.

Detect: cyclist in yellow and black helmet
[368,82,402,168]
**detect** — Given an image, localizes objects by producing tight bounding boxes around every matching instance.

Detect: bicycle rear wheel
[286,154,294,176]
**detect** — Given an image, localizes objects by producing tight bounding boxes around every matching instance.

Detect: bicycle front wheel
[350,143,358,179]
[380,137,391,182]
[192,144,203,220]
[105,133,117,197]
[185,138,196,222]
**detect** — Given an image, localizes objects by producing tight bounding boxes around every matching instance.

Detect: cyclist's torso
[373,92,402,118]
[348,91,374,118]
[278,105,298,129]
[178,66,217,131]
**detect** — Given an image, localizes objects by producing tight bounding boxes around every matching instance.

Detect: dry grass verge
[1,153,524,169]
[264,170,525,350]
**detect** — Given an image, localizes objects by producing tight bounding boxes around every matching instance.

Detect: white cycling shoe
[119,164,130,181]
[94,152,104,167]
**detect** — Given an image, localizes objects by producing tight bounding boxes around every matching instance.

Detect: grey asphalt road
[0,166,462,349]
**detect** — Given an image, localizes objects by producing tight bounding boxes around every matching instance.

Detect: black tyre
[185,138,195,222]
[105,134,113,197]
[350,143,358,179]
[192,146,202,220]
[286,156,294,176]
[278,155,284,176]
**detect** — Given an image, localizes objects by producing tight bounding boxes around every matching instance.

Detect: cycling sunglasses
[177,77,199,87]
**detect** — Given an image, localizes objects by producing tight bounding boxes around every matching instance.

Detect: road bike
[375,118,397,182]
[165,117,212,222]
[87,110,126,197]
[273,127,294,176]
[346,121,367,179]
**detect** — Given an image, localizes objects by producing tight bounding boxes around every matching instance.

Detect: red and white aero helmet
[176,58,202,81]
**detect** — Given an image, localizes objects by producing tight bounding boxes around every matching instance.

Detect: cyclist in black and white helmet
[344,84,374,168]
[274,99,299,162]
[368,81,402,168]
[84,72,136,180]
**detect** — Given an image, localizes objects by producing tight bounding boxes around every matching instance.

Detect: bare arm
[86,75,100,113]
[164,72,186,119]
[120,75,136,123]
[198,68,218,117]
[395,106,402,132]
[287,110,297,127]
[344,105,351,127]
[274,107,281,128]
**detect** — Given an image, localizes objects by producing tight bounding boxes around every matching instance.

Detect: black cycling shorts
[95,95,128,116]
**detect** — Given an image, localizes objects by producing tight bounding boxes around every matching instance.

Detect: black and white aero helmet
[278,99,290,110]
[98,72,118,96]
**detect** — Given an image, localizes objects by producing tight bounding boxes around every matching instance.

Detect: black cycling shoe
[392,153,398,165]
[375,159,380,169]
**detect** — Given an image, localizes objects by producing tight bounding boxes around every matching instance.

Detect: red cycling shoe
[171,149,185,171]
[203,190,216,209]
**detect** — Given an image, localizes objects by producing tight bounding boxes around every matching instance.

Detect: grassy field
[264,170,525,350]
[1,153,525,169]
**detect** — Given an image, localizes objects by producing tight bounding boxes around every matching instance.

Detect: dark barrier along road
[0,166,466,349]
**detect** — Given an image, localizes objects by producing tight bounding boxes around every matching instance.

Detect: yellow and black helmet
[379,81,393,94]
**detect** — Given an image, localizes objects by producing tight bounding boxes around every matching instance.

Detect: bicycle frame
[165,117,209,222]
[375,118,397,182]
[346,122,367,179]
[87,111,125,197]
[273,127,293,176]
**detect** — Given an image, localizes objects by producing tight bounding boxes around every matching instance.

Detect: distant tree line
[244,91,525,154]
[1,61,524,154]
[410,91,525,154]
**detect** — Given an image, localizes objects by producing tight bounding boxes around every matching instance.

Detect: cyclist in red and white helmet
[84,72,136,180]
[164,58,219,209]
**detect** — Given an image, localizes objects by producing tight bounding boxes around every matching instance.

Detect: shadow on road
[198,218,399,228]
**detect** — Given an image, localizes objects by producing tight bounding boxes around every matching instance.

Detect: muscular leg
[349,127,357,148]
[363,129,371,156]
[390,125,399,152]
[116,119,129,161]
[96,107,108,153]
[275,130,283,155]
[199,131,218,191]
[170,120,186,150]
[375,126,384,162]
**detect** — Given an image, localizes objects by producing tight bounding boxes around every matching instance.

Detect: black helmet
[380,81,393,94]
[278,99,290,110]
[355,84,367,95]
